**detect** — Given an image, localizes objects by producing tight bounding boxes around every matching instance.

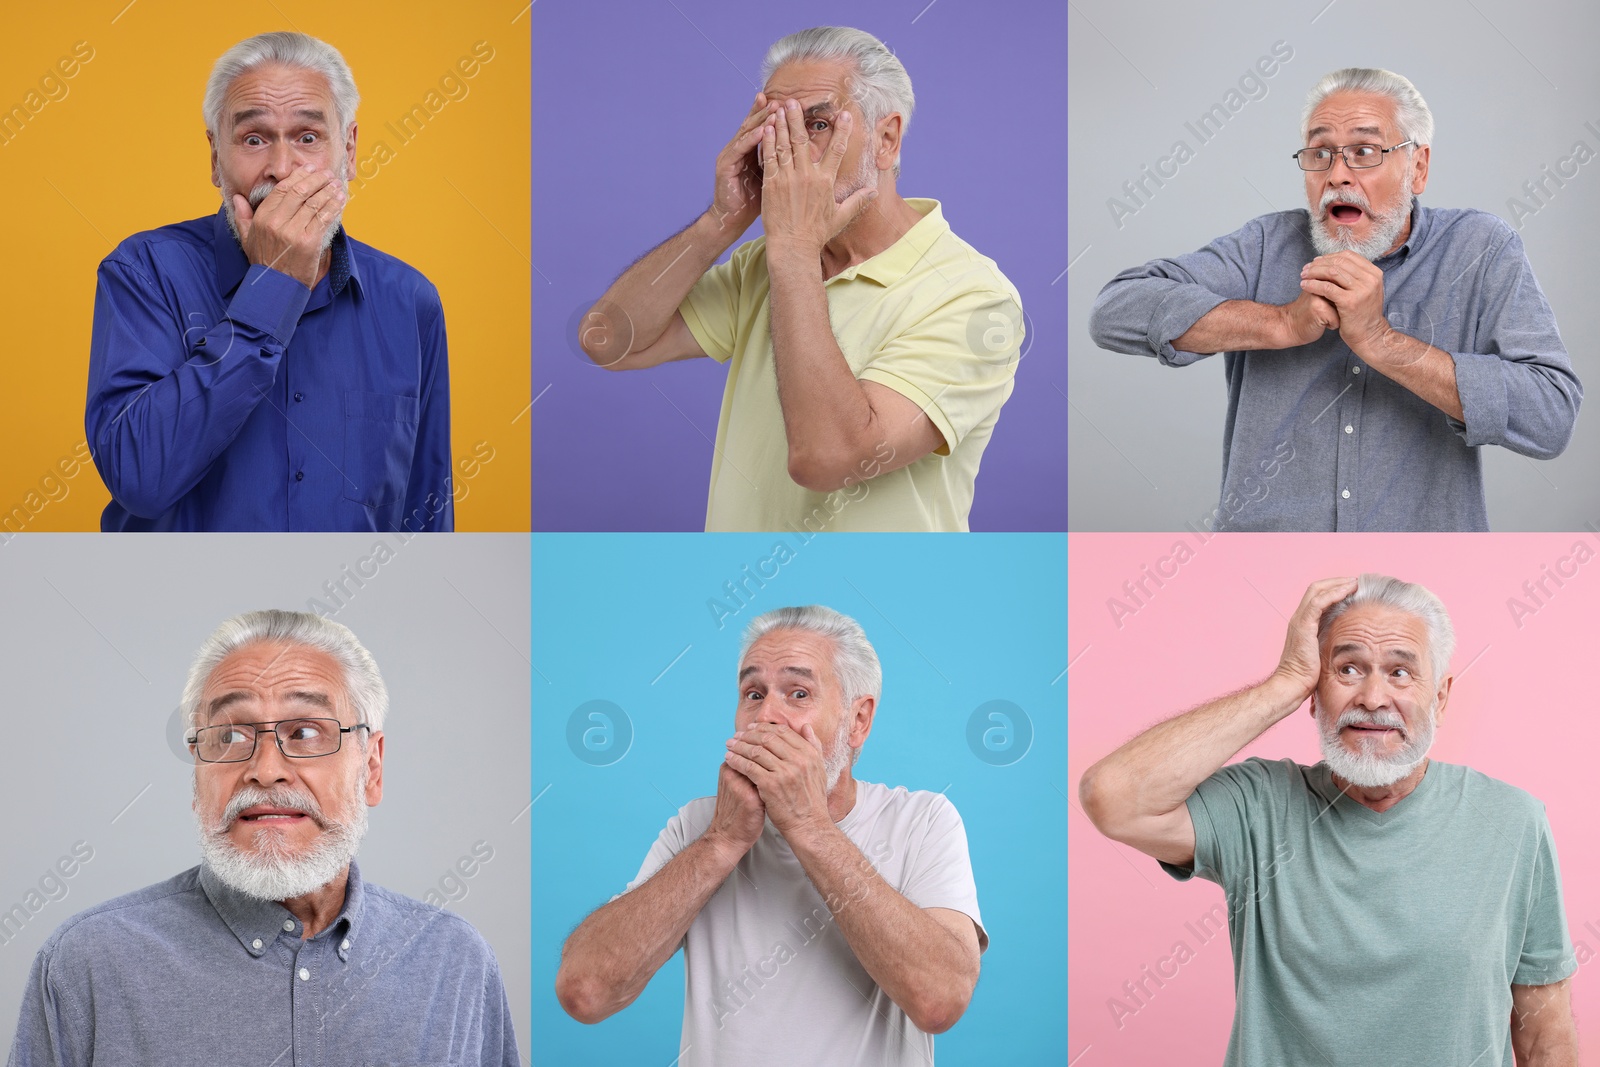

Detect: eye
[790,688,809,699]
[1351,144,1379,160]
[1392,667,1411,679]
[744,689,762,701]
[219,726,252,743]
[243,135,264,147]
[809,120,829,133]
[282,719,324,742]
[299,132,318,144]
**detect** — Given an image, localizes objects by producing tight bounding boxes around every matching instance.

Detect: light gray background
[1068,0,1600,530]
[0,534,531,1059]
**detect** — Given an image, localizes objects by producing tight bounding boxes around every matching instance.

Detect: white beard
[1315,694,1435,788]
[822,712,856,792]
[1308,183,1413,260]
[196,774,368,901]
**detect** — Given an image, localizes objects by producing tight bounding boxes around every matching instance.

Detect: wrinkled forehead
[222,62,338,131]
[1320,604,1431,666]
[762,58,856,113]
[1304,90,1400,144]
[737,628,838,683]
[200,640,349,717]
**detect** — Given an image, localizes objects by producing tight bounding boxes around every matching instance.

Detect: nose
[243,730,295,785]
[262,139,300,184]
[1352,672,1392,711]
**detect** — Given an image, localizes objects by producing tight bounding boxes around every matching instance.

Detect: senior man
[1089,68,1581,532]
[556,606,986,1065]
[1079,575,1578,1064]
[578,26,1023,532]
[85,31,453,532]
[7,611,518,1065]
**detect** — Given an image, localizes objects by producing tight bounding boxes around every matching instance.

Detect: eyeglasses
[186,718,370,763]
[1292,140,1415,171]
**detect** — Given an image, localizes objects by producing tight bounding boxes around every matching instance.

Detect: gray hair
[1317,574,1455,680]
[760,26,915,174]
[182,610,389,732]
[204,31,359,136]
[1302,68,1433,148]
[741,605,882,709]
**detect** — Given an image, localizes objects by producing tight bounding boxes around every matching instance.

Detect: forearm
[583,211,742,360]
[785,820,977,1033]
[556,832,743,1023]
[1357,327,1464,421]
[1172,299,1292,354]
[1081,672,1306,831]
[766,250,884,488]
[1512,982,1578,1066]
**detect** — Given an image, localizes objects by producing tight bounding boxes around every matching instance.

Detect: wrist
[1260,670,1314,718]
[764,240,819,277]
[776,812,838,854]
[697,207,749,252]
[698,827,751,870]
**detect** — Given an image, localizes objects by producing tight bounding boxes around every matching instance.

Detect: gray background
[1068,0,1600,530]
[0,534,531,1059]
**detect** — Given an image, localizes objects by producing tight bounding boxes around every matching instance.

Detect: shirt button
[340,939,351,952]
[1341,489,1351,499]
[251,938,263,950]
[294,471,304,482]
[283,920,296,932]
[1344,425,1353,434]
[298,967,310,982]
[293,391,304,402]
[1352,365,1362,374]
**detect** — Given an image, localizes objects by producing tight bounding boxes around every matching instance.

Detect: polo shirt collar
[199,858,367,958]
[833,198,950,286]
[211,206,361,300]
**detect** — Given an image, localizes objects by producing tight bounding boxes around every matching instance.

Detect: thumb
[232,193,254,237]
[837,186,878,222]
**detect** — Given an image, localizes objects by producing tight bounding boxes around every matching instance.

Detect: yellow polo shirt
[680,199,1022,532]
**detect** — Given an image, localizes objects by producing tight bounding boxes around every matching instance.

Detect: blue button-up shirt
[7,861,518,1066]
[1089,205,1582,531]
[86,210,454,531]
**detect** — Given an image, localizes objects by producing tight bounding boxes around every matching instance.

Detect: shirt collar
[199,858,368,959]
[1376,201,1427,265]
[828,198,950,286]
[211,206,361,300]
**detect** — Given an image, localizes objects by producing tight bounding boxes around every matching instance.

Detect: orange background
[0,0,530,529]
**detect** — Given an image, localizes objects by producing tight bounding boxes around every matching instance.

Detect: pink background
[1068,532,1600,1063]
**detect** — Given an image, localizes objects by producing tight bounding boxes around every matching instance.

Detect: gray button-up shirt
[1089,204,1582,531]
[7,861,519,1067]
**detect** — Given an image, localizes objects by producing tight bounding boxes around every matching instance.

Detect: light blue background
[532,533,1066,1065]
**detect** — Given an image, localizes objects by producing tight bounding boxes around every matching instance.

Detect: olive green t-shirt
[1162,758,1575,1066]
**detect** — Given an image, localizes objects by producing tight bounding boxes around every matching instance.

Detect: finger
[825,109,853,175]
[724,749,769,781]
[1301,577,1360,616]
[799,722,825,755]
[1298,278,1347,305]
[761,123,778,180]
[231,194,254,238]
[735,97,776,140]
[782,98,809,160]
[727,737,784,771]
[773,104,793,168]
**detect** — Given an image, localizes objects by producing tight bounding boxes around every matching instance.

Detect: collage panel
[532,1,1066,533]
[0,2,530,534]
[0,535,531,1061]
[1067,0,1599,532]
[533,533,1066,1063]
[1069,532,1600,1062]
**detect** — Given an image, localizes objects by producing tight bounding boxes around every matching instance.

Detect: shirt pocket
[342,391,420,509]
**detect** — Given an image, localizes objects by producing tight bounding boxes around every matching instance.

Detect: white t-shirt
[627,779,987,1067]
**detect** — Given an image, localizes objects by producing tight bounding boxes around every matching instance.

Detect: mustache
[244,181,277,210]
[1335,708,1406,735]
[1319,187,1372,218]
[216,785,329,831]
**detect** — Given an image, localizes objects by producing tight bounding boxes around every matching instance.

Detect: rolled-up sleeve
[1447,227,1581,459]
[1088,219,1266,366]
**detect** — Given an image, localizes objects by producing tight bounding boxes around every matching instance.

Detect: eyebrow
[737,665,817,682]
[206,689,333,719]
[1330,643,1419,663]
[803,102,838,118]
[1306,124,1385,141]
[231,107,328,129]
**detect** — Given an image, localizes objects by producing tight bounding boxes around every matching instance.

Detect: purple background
[531,0,1066,531]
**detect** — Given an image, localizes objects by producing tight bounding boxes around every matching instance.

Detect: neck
[279,864,349,939]
[1332,757,1429,812]
[819,182,923,279]
[826,773,859,822]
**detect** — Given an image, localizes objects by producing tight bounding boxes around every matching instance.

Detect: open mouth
[1328,204,1364,225]
[236,805,311,825]
[1344,722,1400,737]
